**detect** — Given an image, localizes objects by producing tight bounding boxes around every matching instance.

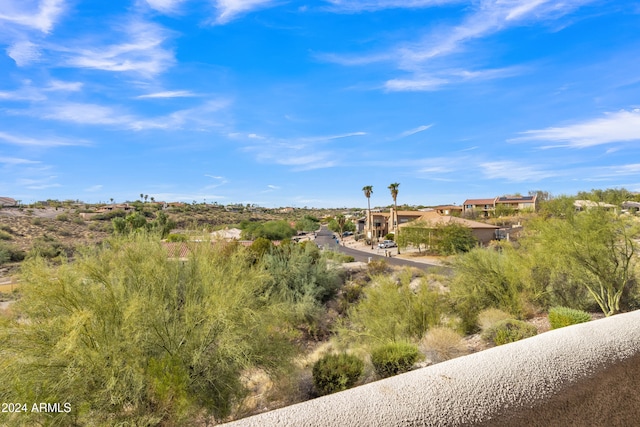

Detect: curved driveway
[314,226,448,273]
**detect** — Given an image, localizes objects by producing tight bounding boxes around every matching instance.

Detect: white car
[378,240,397,248]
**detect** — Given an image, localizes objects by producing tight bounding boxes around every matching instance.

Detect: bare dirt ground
[0,207,111,282]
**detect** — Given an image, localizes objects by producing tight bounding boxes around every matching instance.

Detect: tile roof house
[463,195,538,217]
[496,195,537,211]
[463,198,498,217]
[433,205,464,216]
[399,211,499,245]
[365,209,425,239]
[574,200,617,212]
[0,197,17,207]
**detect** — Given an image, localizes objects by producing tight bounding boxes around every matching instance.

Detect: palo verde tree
[0,234,296,426]
[524,208,639,316]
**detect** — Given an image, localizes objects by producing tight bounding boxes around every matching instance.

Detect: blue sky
[1,0,639,208]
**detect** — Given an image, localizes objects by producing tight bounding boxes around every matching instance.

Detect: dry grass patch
[421,326,468,364]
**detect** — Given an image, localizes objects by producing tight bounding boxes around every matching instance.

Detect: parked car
[378,240,397,248]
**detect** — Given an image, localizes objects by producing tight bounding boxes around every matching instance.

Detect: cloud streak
[324,0,593,91]
[213,0,276,24]
[60,19,175,77]
[0,131,88,147]
[0,0,66,33]
[136,90,197,99]
[512,109,640,148]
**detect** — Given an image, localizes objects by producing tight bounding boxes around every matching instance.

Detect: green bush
[55,213,68,222]
[166,233,188,242]
[481,319,537,346]
[449,246,526,334]
[323,250,354,263]
[548,306,591,329]
[370,342,421,378]
[339,275,443,345]
[1,235,296,425]
[0,242,26,265]
[0,230,12,241]
[312,353,364,395]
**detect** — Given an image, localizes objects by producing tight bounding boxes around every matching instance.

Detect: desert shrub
[28,236,69,259]
[241,220,296,241]
[0,230,12,241]
[72,217,85,225]
[0,243,26,265]
[0,224,12,232]
[338,276,443,346]
[421,327,467,363]
[261,243,341,305]
[432,223,477,255]
[55,213,69,222]
[548,306,591,329]
[370,342,420,378]
[481,319,537,346]
[249,237,274,258]
[312,353,364,395]
[336,281,364,314]
[323,250,354,263]
[30,217,42,226]
[166,233,188,242]
[449,246,526,333]
[477,308,513,331]
[367,258,389,275]
[0,234,296,425]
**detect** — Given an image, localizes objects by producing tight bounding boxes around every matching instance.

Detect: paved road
[314,226,448,272]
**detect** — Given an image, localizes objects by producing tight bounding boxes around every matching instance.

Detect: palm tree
[388,182,400,254]
[362,185,373,249]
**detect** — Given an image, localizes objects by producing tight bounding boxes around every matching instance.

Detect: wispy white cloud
[267,184,280,190]
[135,90,197,99]
[480,160,558,182]
[11,99,230,131]
[60,19,175,77]
[0,0,66,33]
[213,0,276,24]
[0,157,40,165]
[6,40,42,66]
[17,176,61,190]
[241,130,366,170]
[0,79,81,101]
[399,125,433,138]
[326,0,461,12]
[45,80,83,91]
[144,0,187,14]
[85,184,103,192]
[512,109,640,148]
[36,102,135,126]
[325,0,592,91]
[0,131,88,147]
[397,0,593,66]
[203,174,229,189]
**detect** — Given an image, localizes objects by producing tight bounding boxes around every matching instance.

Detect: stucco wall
[223,310,640,427]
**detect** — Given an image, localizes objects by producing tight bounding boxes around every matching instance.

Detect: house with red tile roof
[463,195,538,217]
[399,211,499,245]
[0,197,17,207]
